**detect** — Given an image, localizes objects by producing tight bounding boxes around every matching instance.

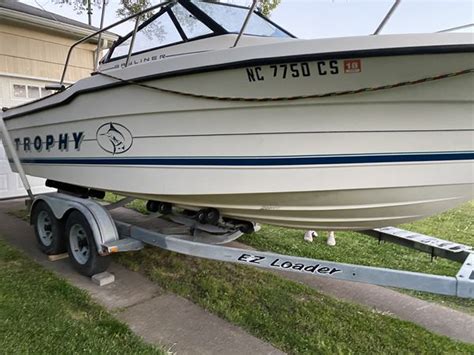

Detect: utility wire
[33,0,92,38]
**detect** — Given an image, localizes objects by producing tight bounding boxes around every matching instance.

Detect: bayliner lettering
[237,253,342,275]
[246,60,342,82]
[103,55,162,71]
[14,132,84,152]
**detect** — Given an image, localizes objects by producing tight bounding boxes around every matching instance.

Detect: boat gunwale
[3,42,474,121]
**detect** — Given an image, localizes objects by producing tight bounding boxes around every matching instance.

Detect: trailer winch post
[0,112,34,201]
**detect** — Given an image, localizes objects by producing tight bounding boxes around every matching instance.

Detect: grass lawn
[0,238,162,354]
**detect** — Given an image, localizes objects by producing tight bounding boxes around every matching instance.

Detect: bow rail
[57,0,175,88]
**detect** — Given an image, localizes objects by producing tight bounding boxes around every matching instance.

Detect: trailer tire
[32,201,66,255]
[65,210,110,277]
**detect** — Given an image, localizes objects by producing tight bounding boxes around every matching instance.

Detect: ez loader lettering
[238,253,342,275]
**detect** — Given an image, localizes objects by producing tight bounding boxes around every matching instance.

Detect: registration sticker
[344,59,362,73]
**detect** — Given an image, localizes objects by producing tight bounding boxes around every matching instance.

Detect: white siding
[0,74,55,199]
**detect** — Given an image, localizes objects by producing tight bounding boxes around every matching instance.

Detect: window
[28,86,40,99]
[12,84,53,100]
[13,85,26,98]
[193,1,289,38]
[172,4,213,39]
[111,12,183,59]
[107,1,291,62]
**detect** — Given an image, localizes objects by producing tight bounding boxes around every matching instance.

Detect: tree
[56,0,281,28]
[55,0,105,25]
[256,0,280,16]
[117,0,281,19]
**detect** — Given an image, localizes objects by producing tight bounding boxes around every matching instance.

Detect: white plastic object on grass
[304,230,318,242]
[327,231,336,246]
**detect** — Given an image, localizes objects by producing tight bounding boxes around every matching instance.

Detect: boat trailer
[1,113,473,299]
[26,192,474,299]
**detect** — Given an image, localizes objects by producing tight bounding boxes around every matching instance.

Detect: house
[0,0,117,199]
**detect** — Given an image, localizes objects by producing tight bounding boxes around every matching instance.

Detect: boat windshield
[107,0,293,61]
[192,1,289,38]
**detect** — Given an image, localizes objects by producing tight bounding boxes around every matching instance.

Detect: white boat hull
[2,34,473,230]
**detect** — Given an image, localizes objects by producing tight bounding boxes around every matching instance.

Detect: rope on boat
[97,68,474,102]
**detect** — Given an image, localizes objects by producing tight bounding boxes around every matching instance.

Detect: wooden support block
[47,253,69,261]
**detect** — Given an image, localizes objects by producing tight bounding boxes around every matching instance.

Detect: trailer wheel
[65,210,110,277]
[31,201,66,255]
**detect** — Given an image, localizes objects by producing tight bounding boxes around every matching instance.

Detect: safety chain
[98,68,474,102]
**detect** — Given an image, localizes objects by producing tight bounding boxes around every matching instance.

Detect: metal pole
[59,0,172,86]
[232,0,258,48]
[438,23,474,33]
[94,0,107,71]
[0,113,34,200]
[373,0,401,35]
[87,0,92,26]
[126,16,140,67]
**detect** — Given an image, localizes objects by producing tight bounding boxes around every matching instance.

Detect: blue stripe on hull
[13,151,474,166]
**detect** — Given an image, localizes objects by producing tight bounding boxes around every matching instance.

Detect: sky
[21,0,474,39]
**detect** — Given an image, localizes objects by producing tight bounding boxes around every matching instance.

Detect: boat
[1,0,473,230]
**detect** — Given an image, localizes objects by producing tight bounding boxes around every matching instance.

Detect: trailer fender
[31,193,119,255]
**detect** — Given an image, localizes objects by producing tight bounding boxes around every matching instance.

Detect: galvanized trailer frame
[27,192,474,299]
[111,217,474,298]
[1,112,473,298]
